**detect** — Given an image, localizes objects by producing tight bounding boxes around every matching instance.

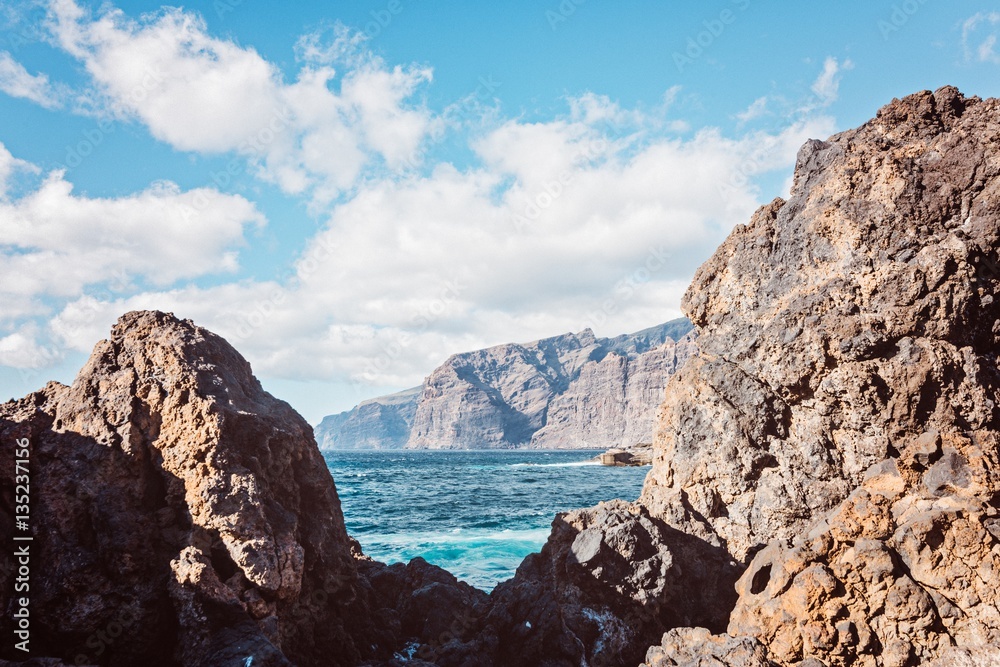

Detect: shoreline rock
[0,311,481,666]
[4,86,1000,666]
[597,443,654,466]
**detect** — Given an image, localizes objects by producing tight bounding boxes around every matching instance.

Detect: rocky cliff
[4,86,999,667]
[0,311,484,666]
[315,387,421,450]
[317,319,696,450]
[436,86,1000,666]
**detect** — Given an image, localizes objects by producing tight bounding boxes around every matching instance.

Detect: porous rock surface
[453,87,1000,666]
[638,87,1000,666]
[0,311,482,666]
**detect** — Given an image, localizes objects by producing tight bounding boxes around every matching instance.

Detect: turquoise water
[324,450,648,591]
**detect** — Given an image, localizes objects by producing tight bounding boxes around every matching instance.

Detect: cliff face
[667,86,1000,667]
[317,319,696,450]
[445,87,1000,667]
[315,387,420,450]
[0,311,484,666]
[641,85,1000,564]
[5,86,999,667]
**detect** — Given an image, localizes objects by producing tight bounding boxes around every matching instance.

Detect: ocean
[324,449,649,591]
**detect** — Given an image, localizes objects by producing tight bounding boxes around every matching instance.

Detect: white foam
[509,460,600,468]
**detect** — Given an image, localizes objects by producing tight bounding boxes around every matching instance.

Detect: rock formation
[0,311,481,666]
[635,86,1000,666]
[317,319,696,450]
[3,86,999,667]
[442,86,1000,666]
[315,387,421,450]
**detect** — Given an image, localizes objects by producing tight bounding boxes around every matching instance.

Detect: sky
[0,0,998,424]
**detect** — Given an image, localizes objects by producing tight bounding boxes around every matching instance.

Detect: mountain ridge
[316,317,696,450]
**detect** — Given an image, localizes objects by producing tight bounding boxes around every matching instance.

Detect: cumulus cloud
[809,56,853,108]
[0,51,62,108]
[962,12,1000,64]
[45,0,436,203]
[0,328,57,369]
[41,106,836,388]
[0,8,847,395]
[0,144,264,320]
[0,142,39,198]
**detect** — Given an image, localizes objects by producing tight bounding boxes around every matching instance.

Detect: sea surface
[324,449,648,591]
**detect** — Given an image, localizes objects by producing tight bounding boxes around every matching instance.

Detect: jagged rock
[317,319,696,450]
[642,628,772,667]
[724,430,1000,666]
[0,311,472,666]
[629,87,1000,666]
[355,555,487,663]
[440,500,740,666]
[641,86,1000,564]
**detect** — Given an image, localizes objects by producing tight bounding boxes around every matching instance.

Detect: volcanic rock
[459,87,1000,666]
[638,87,1000,666]
[0,311,477,666]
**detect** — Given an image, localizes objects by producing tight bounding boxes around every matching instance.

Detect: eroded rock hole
[750,564,772,595]
[210,537,239,581]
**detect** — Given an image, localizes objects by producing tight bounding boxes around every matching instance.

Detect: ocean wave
[509,460,599,468]
[365,526,551,548]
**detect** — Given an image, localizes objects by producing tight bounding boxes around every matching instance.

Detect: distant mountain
[316,318,696,450]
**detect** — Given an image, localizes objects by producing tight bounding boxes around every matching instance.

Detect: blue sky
[0,0,998,423]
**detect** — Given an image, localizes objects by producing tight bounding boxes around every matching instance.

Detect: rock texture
[317,319,696,450]
[440,500,741,667]
[641,87,1000,666]
[447,87,1000,666]
[641,86,1000,564]
[0,311,480,666]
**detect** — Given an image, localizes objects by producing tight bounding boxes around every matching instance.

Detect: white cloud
[962,12,1000,64]
[810,56,853,108]
[736,96,769,124]
[0,328,57,370]
[0,145,264,307]
[0,3,846,397]
[0,142,39,198]
[46,0,436,203]
[38,107,836,388]
[0,51,62,108]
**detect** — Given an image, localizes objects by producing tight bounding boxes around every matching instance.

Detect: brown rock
[642,628,773,667]
[642,87,1000,563]
[0,311,474,666]
[635,87,1000,666]
[440,500,740,666]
